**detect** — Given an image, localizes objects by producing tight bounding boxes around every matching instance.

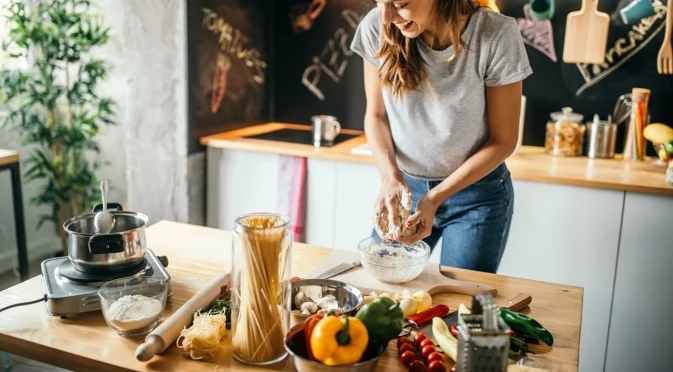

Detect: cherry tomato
[399,343,414,355]
[414,332,428,346]
[449,325,459,338]
[421,344,436,359]
[419,338,434,349]
[428,360,446,372]
[409,360,429,372]
[398,337,413,349]
[400,350,417,367]
[426,351,443,364]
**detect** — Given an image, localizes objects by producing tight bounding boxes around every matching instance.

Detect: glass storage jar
[230,213,292,365]
[545,107,586,156]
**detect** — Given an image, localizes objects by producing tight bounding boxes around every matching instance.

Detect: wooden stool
[0,150,28,281]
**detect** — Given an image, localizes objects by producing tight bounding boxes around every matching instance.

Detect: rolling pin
[135,272,231,362]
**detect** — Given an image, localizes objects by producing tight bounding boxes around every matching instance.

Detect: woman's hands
[373,175,413,242]
[398,194,440,245]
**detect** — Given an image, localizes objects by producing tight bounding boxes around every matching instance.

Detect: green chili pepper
[355,296,405,345]
[498,307,553,346]
[508,335,529,358]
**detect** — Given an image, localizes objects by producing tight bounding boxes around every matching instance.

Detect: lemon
[643,123,673,144]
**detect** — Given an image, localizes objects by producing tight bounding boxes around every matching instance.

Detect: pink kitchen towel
[276,155,307,242]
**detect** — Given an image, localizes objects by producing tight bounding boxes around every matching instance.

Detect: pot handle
[88,234,125,254]
[92,203,123,213]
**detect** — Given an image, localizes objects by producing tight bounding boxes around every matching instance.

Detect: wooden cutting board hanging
[562,0,610,64]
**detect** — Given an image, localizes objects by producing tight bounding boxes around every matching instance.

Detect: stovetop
[41,249,171,317]
[243,128,360,146]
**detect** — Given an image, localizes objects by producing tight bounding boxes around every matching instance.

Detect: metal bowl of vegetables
[284,322,387,372]
[291,279,364,324]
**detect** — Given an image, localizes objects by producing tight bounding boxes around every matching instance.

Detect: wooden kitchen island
[0,221,582,372]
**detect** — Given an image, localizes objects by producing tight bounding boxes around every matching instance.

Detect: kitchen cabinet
[604,192,673,372]
[498,180,623,372]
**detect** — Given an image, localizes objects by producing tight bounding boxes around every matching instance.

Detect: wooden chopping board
[562,0,609,64]
[305,249,497,297]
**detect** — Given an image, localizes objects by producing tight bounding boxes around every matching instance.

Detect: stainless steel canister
[585,115,617,159]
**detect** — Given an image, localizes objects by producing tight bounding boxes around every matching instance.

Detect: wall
[0,0,200,275]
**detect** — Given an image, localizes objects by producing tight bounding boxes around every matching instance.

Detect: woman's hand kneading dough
[373,176,418,242]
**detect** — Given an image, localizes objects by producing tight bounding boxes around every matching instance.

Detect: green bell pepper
[508,335,530,358]
[355,296,405,344]
[498,307,553,346]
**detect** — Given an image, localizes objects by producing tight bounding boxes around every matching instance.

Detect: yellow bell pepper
[309,315,369,366]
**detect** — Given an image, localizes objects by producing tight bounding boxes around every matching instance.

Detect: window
[0,0,27,71]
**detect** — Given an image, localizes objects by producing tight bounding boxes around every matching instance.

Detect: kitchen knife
[417,293,532,341]
[314,260,361,279]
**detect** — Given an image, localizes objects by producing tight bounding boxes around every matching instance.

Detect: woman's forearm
[364,113,402,181]
[427,138,516,205]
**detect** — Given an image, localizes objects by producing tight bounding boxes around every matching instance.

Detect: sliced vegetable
[458,303,471,318]
[498,307,554,346]
[431,317,458,362]
[310,315,369,366]
[355,296,405,345]
[304,313,324,361]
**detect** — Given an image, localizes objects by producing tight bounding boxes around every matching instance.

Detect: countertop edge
[200,124,673,196]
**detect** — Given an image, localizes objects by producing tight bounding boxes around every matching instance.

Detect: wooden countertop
[0,221,582,372]
[200,123,673,196]
[0,149,19,167]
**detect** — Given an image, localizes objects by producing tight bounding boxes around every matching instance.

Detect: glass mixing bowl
[98,277,168,337]
[357,237,431,284]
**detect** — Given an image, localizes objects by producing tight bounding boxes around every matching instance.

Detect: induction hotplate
[244,128,360,147]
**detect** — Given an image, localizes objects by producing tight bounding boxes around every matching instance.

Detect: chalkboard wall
[187,0,673,155]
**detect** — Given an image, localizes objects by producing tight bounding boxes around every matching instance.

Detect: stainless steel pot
[63,203,148,272]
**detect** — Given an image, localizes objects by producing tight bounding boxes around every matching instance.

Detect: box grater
[455,293,511,372]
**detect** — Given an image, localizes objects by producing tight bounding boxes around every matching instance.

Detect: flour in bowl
[106,295,163,332]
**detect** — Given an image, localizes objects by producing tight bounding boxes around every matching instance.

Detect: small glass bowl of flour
[98,277,168,337]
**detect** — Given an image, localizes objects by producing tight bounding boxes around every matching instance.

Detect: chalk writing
[302,10,363,101]
[517,4,557,62]
[574,1,667,96]
[202,8,267,85]
[289,0,327,33]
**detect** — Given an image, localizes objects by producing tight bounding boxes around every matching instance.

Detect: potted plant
[0,0,116,255]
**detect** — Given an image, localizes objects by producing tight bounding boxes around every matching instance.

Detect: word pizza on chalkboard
[301,9,362,101]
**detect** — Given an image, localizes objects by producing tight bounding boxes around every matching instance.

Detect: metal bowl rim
[291,278,365,316]
[284,323,386,368]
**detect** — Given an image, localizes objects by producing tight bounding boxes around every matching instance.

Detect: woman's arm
[362,60,402,182]
[426,81,522,204]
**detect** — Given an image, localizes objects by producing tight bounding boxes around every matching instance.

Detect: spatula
[562,0,610,64]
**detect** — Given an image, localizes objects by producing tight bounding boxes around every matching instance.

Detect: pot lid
[550,107,584,123]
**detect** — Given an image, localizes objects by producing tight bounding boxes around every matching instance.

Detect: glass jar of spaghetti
[545,107,586,156]
[230,213,292,365]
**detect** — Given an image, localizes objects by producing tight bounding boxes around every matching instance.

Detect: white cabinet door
[305,159,337,248]
[604,192,673,372]
[206,148,279,230]
[498,180,624,372]
[332,162,381,252]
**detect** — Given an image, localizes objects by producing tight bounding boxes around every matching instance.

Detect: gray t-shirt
[350,7,533,180]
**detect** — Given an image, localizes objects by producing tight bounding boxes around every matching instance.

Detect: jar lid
[550,107,584,122]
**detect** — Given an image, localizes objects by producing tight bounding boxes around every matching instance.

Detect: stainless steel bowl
[284,323,387,372]
[291,279,364,323]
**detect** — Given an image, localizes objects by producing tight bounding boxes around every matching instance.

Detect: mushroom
[294,292,310,309]
[300,301,318,314]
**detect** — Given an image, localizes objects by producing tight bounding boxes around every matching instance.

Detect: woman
[351,0,532,273]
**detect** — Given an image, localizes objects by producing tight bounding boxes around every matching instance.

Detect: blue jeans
[372,163,514,273]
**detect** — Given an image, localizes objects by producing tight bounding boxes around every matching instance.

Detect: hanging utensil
[612,93,633,127]
[562,0,610,64]
[656,0,673,74]
[94,180,115,234]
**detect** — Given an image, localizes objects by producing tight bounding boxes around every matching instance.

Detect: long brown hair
[376,0,481,97]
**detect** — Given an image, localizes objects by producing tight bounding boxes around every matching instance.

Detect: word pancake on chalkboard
[574,1,668,96]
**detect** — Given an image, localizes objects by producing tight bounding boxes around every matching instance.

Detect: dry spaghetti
[231,214,291,364]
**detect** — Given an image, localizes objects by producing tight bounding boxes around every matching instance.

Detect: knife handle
[498,293,532,312]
